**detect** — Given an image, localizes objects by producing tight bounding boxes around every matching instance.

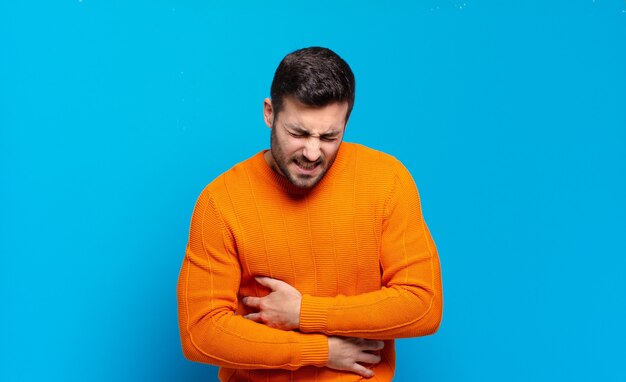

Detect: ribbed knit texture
[177,142,443,382]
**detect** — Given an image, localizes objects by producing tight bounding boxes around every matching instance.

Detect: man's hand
[242,277,302,330]
[327,337,384,378]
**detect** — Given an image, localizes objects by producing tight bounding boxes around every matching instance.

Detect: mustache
[294,157,322,168]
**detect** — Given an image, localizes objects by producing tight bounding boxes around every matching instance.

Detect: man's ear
[263,98,274,128]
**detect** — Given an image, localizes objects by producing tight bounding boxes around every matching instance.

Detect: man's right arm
[177,190,327,369]
[177,190,382,377]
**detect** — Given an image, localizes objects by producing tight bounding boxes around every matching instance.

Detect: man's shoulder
[345,142,403,171]
[200,152,262,197]
[344,142,416,189]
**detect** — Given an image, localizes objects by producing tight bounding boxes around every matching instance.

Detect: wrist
[300,295,330,333]
[300,334,329,367]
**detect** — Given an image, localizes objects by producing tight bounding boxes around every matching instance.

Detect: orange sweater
[177,142,442,381]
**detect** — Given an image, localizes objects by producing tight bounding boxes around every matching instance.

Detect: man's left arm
[244,161,443,340]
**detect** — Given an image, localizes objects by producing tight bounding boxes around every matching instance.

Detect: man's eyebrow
[285,123,341,136]
[285,124,307,133]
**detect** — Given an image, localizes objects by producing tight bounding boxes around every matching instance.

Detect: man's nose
[302,138,321,162]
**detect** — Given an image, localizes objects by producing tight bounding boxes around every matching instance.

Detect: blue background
[1,1,625,381]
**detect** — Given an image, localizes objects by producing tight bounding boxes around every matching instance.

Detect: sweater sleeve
[299,160,443,339]
[177,189,328,369]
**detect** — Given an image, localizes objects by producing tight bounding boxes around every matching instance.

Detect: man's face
[263,97,348,189]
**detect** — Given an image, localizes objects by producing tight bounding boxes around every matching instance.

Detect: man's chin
[288,173,323,189]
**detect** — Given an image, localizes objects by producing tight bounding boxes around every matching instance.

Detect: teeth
[296,161,317,170]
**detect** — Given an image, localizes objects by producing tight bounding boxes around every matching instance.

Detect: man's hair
[270,47,356,121]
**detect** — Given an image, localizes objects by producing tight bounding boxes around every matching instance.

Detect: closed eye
[320,135,339,142]
[288,131,307,138]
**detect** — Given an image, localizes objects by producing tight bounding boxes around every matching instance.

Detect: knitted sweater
[177,142,443,381]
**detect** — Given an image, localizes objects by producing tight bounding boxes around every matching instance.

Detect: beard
[269,127,336,189]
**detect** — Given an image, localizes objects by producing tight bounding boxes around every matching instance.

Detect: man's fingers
[327,337,381,378]
[255,276,283,290]
[361,339,384,351]
[357,352,381,365]
[242,296,261,308]
[348,338,384,351]
[244,313,261,322]
[350,363,374,379]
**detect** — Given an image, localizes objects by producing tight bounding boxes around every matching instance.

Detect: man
[177,47,443,381]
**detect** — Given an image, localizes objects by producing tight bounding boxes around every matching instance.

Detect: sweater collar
[250,142,352,196]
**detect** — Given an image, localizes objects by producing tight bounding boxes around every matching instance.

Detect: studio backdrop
[1,1,625,381]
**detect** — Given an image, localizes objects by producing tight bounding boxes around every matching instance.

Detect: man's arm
[177,189,385,378]
[177,189,327,369]
[243,161,443,340]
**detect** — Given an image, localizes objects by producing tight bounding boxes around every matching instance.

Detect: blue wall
[1,1,624,381]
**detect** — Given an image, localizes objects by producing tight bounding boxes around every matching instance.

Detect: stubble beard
[269,127,334,189]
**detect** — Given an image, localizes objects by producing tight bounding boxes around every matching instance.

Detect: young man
[177,47,443,381]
